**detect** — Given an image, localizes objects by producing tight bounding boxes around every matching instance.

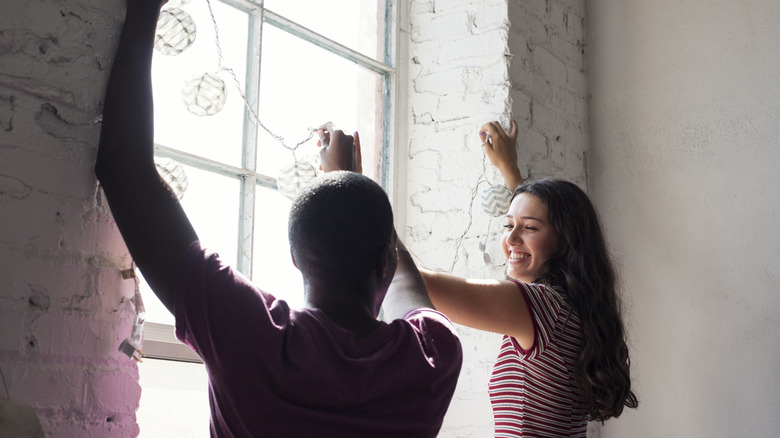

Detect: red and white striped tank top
[489,282,587,437]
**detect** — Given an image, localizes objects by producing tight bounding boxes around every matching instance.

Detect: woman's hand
[479,120,523,191]
[317,125,362,173]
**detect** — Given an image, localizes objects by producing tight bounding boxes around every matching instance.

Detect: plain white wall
[587,1,780,436]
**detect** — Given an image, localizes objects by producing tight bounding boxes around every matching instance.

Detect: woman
[421,121,638,437]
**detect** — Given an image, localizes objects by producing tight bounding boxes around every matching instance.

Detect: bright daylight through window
[135,0,394,435]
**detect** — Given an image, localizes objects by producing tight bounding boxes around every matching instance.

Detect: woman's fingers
[316,124,331,147]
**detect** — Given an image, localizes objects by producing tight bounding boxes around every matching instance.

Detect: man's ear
[371,241,397,317]
[290,248,298,269]
[376,237,398,281]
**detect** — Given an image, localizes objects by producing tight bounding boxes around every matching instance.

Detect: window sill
[143,322,202,363]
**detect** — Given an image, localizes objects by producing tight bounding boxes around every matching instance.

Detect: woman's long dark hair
[515,178,638,421]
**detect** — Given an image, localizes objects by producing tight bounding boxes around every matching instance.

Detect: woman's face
[502,193,561,283]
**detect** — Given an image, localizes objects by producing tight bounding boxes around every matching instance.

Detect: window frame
[144,0,398,362]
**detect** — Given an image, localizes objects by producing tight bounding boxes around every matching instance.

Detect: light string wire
[448,147,503,272]
[201,0,501,271]
[204,0,316,155]
[453,135,519,272]
[447,172,486,273]
[411,149,492,274]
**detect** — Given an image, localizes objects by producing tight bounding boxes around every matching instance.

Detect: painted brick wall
[403,0,588,436]
[0,1,140,436]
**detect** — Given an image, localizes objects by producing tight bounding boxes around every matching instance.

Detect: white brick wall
[0,1,140,436]
[403,0,588,436]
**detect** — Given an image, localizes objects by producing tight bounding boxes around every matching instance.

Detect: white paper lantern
[277,161,319,200]
[154,157,189,200]
[299,153,324,176]
[481,184,512,217]
[181,72,227,116]
[154,8,197,56]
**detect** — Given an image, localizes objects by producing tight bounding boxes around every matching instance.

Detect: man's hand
[479,120,523,191]
[317,125,362,173]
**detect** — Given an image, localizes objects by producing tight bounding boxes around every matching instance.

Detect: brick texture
[0,0,141,436]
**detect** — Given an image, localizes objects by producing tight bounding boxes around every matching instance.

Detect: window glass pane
[255,26,385,182]
[137,359,209,437]
[180,165,240,264]
[251,185,305,309]
[152,1,249,167]
[137,271,171,325]
[263,0,386,61]
[143,164,241,325]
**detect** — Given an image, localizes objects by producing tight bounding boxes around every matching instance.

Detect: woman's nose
[505,228,522,244]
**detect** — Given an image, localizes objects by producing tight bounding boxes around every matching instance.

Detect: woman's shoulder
[509,280,571,314]
[510,280,565,299]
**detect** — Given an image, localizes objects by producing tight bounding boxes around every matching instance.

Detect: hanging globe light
[154,157,189,200]
[181,72,227,116]
[277,161,319,200]
[154,8,197,56]
[481,184,512,217]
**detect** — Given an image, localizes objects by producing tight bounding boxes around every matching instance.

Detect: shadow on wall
[0,398,45,438]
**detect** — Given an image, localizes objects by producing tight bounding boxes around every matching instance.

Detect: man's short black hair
[288,171,394,283]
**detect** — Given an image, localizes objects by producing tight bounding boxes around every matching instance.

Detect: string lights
[154,8,198,56]
[151,0,511,271]
[153,0,323,199]
[277,160,320,200]
[481,184,512,217]
[181,72,228,117]
[154,157,189,199]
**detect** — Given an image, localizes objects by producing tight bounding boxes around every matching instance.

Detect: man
[95,1,462,437]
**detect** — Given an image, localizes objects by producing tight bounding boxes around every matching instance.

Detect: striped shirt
[488,281,586,437]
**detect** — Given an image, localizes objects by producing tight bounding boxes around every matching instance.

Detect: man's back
[175,242,463,437]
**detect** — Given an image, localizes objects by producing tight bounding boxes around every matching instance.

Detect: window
[136,0,395,435]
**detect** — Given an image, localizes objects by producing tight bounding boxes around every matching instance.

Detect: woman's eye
[524,226,537,231]
[503,223,514,229]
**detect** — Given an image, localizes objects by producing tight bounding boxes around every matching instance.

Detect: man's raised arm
[96,0,197,312]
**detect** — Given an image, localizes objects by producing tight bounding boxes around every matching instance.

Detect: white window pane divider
[154,144,276,189]
[262,9,394,75]
[238,6,262,276]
